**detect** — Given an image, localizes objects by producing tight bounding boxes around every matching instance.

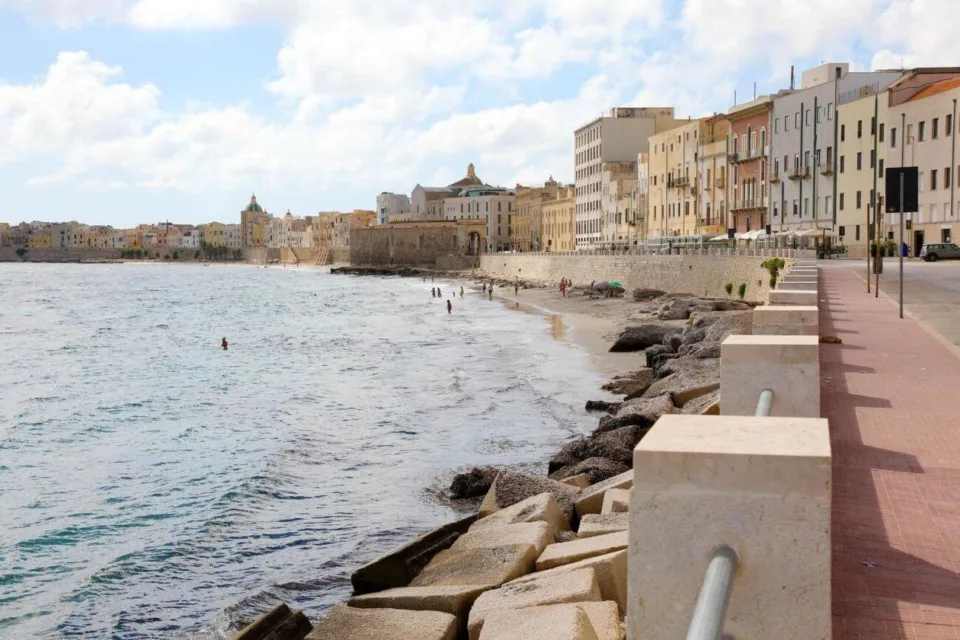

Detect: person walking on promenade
[446,299,452,314]
[437,287,442,297]
[431,287,436,298]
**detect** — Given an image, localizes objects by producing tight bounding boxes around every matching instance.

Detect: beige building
[698,115,730,236]
[574,106,681,249]
[600,161,638,248]
[888,75,960,253]
[442,187,515,252]
[514,178,560,251]
[241,194,271,247]
[411,164,485,221]
[647,118,708,238]
[542,186,575,252]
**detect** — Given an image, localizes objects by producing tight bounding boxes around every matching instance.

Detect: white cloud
[1,0,126,27]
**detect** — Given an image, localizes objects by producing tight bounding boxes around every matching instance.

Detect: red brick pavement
[820,267,960,640]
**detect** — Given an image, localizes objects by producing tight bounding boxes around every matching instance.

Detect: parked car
[920,242,960,261]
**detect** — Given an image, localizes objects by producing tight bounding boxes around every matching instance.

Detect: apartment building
[442,187,516,252]
[769,63,903,234]
[697,115,730,235]
[514,178,560,251]
[599,162,638,248]
[376,192,411,225]
[574,107,680,248]
[542,186,576,252]
[647,118,708,238]
[727,97,772,233]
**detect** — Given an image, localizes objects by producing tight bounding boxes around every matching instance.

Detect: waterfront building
[542,185,576,251]
[574,106,681,249]
[0,222,13,246]
[241,194,271,247]
[727,97,773,233]
[411,163,486,221]
[26,225,52,248]
[885,73,960,253]
[599,162,638,248]
[647,118,711,238]
[376,192,412,225]
[442,186,516,252]
[698,115,730,236]
[514,178,560,251]
[769,63,902,235]
[224,224,243,249]
[201,222,227,247]
[636,154,650,243]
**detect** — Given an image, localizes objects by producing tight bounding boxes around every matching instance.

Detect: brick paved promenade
[820,267,960,639]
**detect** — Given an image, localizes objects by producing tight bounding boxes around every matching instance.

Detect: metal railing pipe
[755,389,774,417]
[687,545,739,640]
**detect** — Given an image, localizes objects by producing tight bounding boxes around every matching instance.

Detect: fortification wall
[479,254,781,303]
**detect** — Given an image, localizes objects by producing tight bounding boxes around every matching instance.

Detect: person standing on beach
[514,283,519,296]
[482,283,487,293]
[460,287,464,297]
[446,299,452,314]
[431,287,436,298]
[488,286,493,300]
[437,287,442,297]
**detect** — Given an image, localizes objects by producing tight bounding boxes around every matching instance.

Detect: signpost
[885,166,919,319]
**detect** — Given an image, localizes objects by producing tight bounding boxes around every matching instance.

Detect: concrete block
[508,549,627,614]
[478,605,598,640]
[575,470,633,517]
[600,489,630,515]
[468,567,601,639]
[562,473,592,489]
[628,414,832,640]
[752,305,819,336]
[351,514,476,594]
[471,493,570,534]
[306,604,456,640]
[780,275,818,283]
[768,290,818,306]
[720,335,820,418]
[233,604,310,640]
[776,280,817,291]
[480,602,622,640]
[479,471,580,521]
[536,531,629,571]
[348,584,489,623]
[577,513,629,539]
[410,544,537,589]
[453,522,555,556]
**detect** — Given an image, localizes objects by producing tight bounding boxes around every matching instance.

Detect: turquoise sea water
[0,263,605,639]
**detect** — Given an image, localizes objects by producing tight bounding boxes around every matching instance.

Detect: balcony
[672,176,690,188]
[715,177,725,189]
[789,167,810,181]
[820,164,834,176]
[771,172,781,184]
[727,152,740,164]
[729,197,769,212]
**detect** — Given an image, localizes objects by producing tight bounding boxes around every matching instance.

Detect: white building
[179,229,201,249]
[442,187,516,252]
[574,107,680,249]
[376,192,412,225]
[224,224,243,249]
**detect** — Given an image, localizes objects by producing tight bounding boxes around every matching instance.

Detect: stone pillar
[720,335,820,417]
[752,306,819,336]
[628,414,832,640]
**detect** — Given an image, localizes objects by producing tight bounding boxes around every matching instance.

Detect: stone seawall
[479,254,783,303]
[0,247,122,262]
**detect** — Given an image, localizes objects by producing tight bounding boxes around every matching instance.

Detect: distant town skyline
[1,0,956,227]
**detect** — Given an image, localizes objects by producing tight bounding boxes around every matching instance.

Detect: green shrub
[737,283,747,299]
[724,282,734,296]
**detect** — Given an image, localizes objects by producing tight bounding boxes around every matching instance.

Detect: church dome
[244,194,263,212]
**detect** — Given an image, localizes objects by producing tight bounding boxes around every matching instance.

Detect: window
[856,225,861,241]
[826,146,833,165]
[879,159,884,177]
[856,191,862,209]
[806,109,811,126]
[804,197,810,215]
[946,167,952,189]
[891,127,897,148]
[839,193,845,210]
[932,169,938,190]
[841,124,846,141]
[919,121,926,141]
[839,225,846,237]
[795,113,800,128]
[871,117,876,135]
[775,119,779,133]
[933,118,940,139]
[879,123,885,143]
[785,115,790,131]
[793,199,798,216]
[857,152,862,170]
[840,155,845,173]
[948,113,953,136]
[827,102,833,120]
[857,120,862,138]
[870,150,876,169]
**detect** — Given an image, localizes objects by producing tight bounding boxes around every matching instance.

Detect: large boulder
[608,324,674,352]
[594,395,674,434]
[409,544,537,589]
[450,467,501,500]
[549,457,629,485]
[548,427,644,473]
[584,400,621,414]
[605,369,654,398]
[681,328,706,345]
[644,345,674,368]
[307,604,456,640]
[479,471,581,521]
[471,493,570,534]
[633,288,667,300]
[234,604,312,640]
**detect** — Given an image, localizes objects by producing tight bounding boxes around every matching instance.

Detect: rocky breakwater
[231,290,753,640]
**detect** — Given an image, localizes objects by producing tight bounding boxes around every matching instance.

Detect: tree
[15,247,28,259]
[232,248,243,261]
[172,251,179,260]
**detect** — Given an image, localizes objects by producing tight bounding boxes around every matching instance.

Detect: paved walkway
[820,267,960,639]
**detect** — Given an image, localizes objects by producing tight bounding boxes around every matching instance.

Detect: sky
[0,0,954,228]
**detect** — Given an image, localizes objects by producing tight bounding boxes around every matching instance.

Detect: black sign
[885,167,919,213]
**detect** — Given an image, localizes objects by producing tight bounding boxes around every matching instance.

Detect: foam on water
[0,263,605,639]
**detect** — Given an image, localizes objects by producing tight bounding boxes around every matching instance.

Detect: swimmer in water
[221,337,228,350]
[446,299,452,314]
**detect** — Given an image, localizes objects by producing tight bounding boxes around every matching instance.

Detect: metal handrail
[687,545,739,640]
[755,389,774,417]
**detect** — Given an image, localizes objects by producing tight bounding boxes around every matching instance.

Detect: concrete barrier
[752,306,819,336]
[776,280,818,291]
[768,290,818,306]
[627,414,832,640]
[720,335,820,417]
